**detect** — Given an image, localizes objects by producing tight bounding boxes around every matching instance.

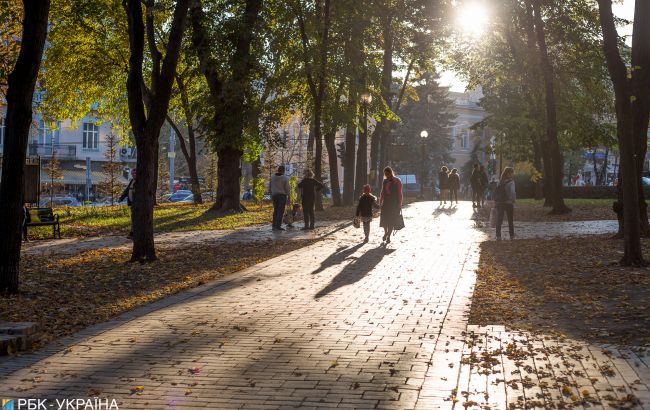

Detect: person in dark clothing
[356,184,379,243]
[379,166,403,244]
[118,168,136,239]
[448,168,460,205]
[495,167,516,240]
[297,169,323,230]
[470,163,482,208]
[479,165,489,207]
[438,166,449,205]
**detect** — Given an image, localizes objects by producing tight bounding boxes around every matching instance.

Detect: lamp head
[420,130,428,139]
[360,92,372,105]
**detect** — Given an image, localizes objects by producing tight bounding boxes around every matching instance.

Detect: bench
[24,207,61,239]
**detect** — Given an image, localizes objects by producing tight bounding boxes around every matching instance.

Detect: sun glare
[455,1,490,38]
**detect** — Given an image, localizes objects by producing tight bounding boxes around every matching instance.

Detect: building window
[83,122,99,149]
[460,130,469,149]
[38,120,60,146]
[0,117,4,146]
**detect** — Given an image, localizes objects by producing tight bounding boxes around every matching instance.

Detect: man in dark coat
[297,169,323,230]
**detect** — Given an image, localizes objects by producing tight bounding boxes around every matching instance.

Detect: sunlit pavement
[1,202,648,409]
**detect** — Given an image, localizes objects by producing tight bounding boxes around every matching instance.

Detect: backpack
[494,182,507,203]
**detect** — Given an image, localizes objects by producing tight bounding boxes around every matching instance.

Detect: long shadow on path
[311,243,365,275]
[315,245,395,299]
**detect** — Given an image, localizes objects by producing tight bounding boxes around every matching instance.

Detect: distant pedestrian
[449,168,460,205]
[438,166,449,205]
[479,165,489,206]
[242,188,253,200]
[494,166,516,241]
[118,168,136,239]
[470,163,481,208]
[270,165,291,231]
[379,167,403,244]
[356,184,379,243]
[297,169,323,230]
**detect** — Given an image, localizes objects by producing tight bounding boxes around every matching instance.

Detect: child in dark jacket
[356,184,379,243]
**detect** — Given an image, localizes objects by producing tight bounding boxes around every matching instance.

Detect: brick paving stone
[2,202,649,409]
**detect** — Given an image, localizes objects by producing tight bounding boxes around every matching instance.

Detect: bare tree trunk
[324,131,342,206]
[597,0,646,265]
[342,99,357,206]
[531,0,569,214]
[190,0,261,214]
[0,0,50,294]
[124,0,189,262]
[313,105,324,211]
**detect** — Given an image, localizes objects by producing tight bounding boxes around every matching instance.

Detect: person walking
[449,168,460,205]
[438,166,449,205]
[118,168,136,239]
[270,165,291,231]
[297,169,323,230]
[470,163,482,208]
[479,164,489,207]
[379,167,403,244]
[494,166,516,241]
[356,184,379,243]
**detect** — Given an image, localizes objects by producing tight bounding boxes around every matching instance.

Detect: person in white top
[269,165,291,230]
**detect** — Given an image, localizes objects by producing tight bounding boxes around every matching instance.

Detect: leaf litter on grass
[1,239,316,349]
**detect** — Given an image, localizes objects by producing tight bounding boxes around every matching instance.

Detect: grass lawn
[516,198,615,207]
[3,239,317,351]
[472,235,650,346]
[26,200,358,239]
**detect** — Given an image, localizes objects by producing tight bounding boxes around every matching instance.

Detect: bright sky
[439,0,635,92]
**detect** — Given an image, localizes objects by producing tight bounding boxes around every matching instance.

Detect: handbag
[394,210,405,231]
[353,216,361,228]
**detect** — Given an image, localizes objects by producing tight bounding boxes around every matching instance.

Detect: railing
[28,143,77,159]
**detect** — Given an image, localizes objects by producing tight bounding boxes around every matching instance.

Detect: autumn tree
[596,0,650,265]
[0,0,51,293]
[123,0,189,261]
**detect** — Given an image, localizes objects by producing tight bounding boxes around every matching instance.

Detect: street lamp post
[419,130,428,199]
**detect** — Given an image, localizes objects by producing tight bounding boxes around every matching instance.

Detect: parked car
[642,177,650,186]
[177,194,195,203]
[39,196,81,208]
[168,190,193,202]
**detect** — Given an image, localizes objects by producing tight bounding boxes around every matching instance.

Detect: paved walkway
[2,202,648,409]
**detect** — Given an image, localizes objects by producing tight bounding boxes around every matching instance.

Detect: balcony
[28,143,77,159]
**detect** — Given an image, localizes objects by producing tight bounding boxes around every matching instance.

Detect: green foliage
[289,175,298,204]
[251,177,266,204]
[449,0,615,163]
[392,72,456,177]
